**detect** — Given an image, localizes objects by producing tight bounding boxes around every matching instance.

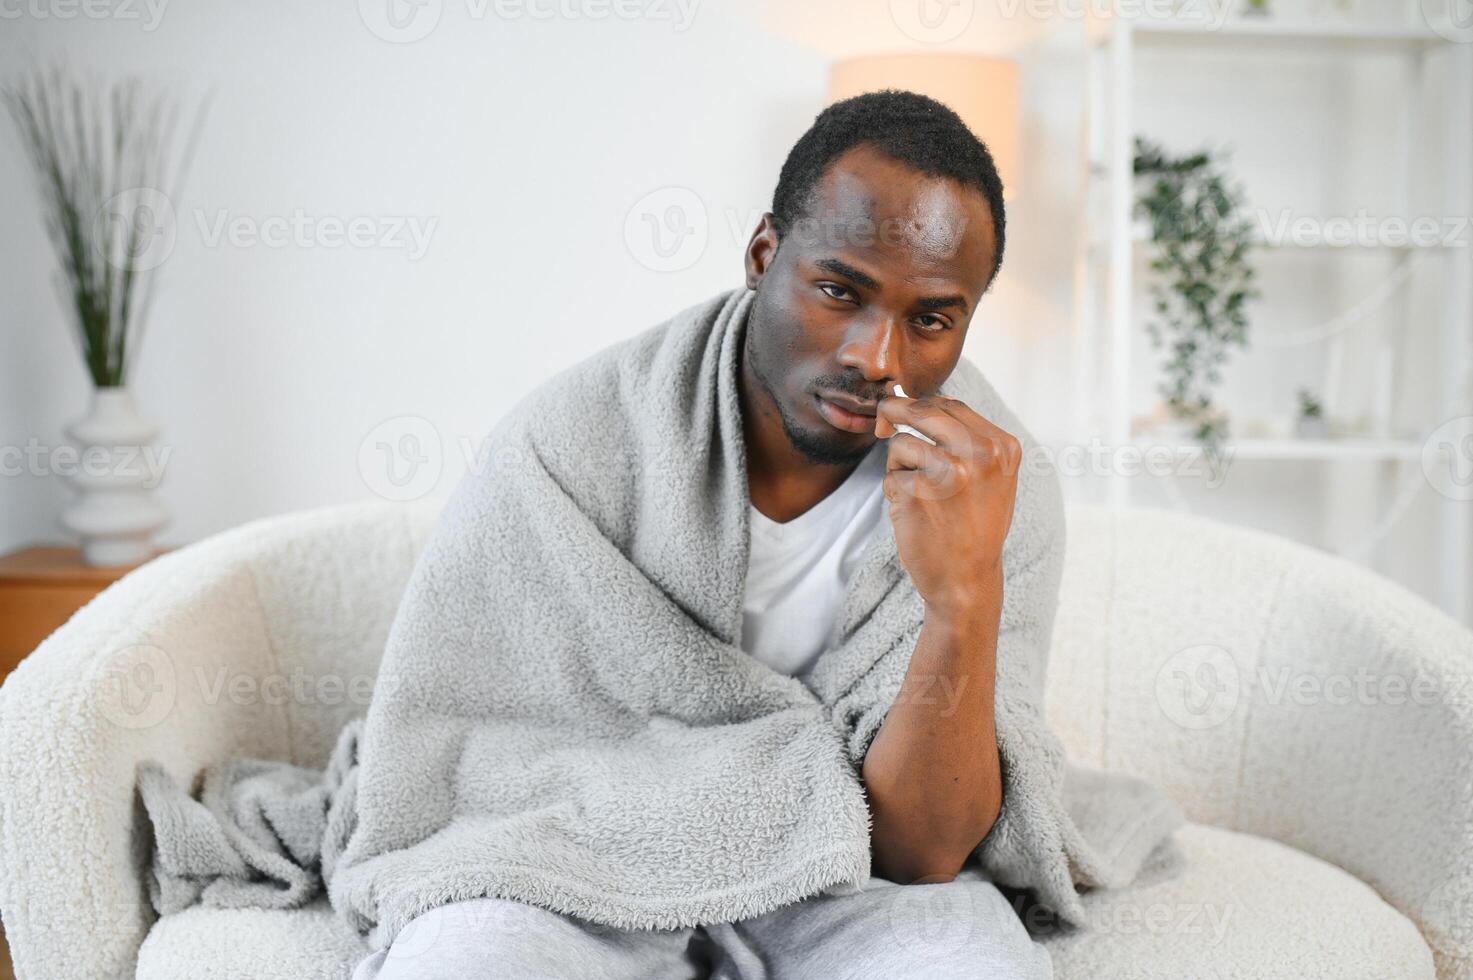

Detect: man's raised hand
[875,389,1022,621]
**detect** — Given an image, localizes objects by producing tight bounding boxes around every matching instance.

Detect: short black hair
[770,89,1007,292]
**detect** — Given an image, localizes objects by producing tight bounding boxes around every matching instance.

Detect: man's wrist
[923,568,1004,637]
[919,557,1001,618]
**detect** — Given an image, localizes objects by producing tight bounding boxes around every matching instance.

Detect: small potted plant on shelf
[1294,387,1329,439]
[1133,136,1260,463]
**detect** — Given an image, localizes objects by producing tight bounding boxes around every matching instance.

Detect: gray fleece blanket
[138,286,1185,951]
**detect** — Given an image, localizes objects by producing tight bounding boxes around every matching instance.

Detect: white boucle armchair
[0,499,1469,980]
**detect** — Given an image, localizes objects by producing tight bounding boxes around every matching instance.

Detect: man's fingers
[930,397,1023,463]
[928,394,989,429]
[876,396,969,450]
[879,395,1023,475]
[884,435,968,502]
[884,432,944,473]
[882,469,919,503]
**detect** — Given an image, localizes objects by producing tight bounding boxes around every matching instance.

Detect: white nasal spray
[890,384,937,445]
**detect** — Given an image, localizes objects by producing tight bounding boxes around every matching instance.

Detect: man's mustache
[811,373,888,403]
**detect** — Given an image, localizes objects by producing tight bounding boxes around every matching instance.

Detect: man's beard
[747,335,875,467]
[777,400,874,466]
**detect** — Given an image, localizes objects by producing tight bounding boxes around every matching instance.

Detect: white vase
[60,385,171,566]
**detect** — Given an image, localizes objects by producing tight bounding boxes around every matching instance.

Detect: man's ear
[744,213,780,290]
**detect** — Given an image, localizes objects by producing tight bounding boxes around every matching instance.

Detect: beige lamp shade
[827,54,1020,201]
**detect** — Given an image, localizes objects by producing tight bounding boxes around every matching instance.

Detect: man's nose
[837,314,902,384]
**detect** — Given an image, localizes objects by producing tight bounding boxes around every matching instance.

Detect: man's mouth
[814,391,879,434]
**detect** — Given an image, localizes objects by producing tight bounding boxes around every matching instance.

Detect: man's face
[742,142,998,466]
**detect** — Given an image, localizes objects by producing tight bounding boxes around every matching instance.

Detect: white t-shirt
[741,444,888,679]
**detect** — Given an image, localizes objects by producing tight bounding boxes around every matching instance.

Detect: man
[353,89,1056,979]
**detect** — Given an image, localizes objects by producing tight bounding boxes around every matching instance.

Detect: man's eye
[914,314,949,332]
[818,283,853,302]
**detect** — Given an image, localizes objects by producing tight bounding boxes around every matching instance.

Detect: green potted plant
[4,66,207,564]
[1294,387,1329,438]
[1132,136,1260,463]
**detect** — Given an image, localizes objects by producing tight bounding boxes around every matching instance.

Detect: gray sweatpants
[350,869,1054,980]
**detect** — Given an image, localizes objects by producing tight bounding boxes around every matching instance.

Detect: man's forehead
[794,147,993,269]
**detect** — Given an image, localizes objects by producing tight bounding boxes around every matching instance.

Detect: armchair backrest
[239,498,443,767]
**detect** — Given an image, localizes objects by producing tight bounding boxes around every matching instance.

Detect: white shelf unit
[1129,437,1425,460]
[1075,12,1473,624]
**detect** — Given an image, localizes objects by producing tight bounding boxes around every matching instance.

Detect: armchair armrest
[1048,505,1473,979]
[0,499,434,979]
[0,535,293,979]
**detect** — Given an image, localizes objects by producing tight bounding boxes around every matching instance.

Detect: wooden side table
[0,545,171,686]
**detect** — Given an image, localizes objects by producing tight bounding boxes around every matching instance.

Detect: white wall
[0,0,1082,551]
[3,0,1463,622]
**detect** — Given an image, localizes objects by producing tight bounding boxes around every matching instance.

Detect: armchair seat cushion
[136,900,371,979]
[1042,822,1435,979]
[134,823,1435,979]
